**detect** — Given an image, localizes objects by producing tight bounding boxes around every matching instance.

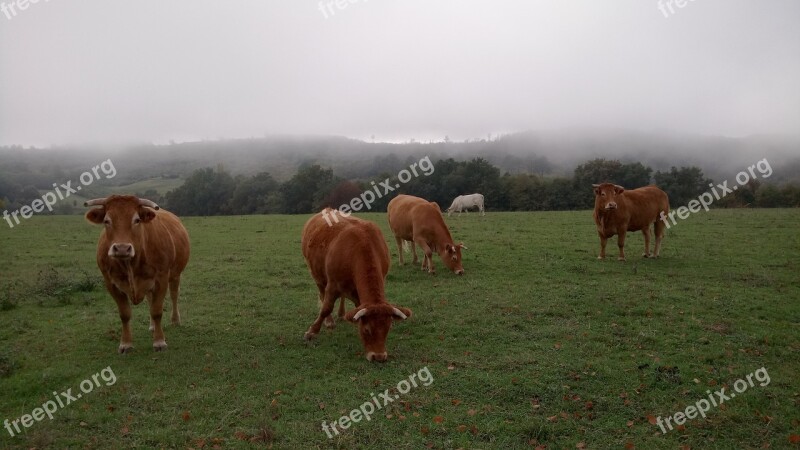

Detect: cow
[592,183,670,261]
[387,194,466,275]
[301,208,412,362]
[446,193,485,216]
[84,195,190,353]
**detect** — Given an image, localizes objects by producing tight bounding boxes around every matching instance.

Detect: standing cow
[85,195,190,353]
[446,193,485,216]
[302,209,412,362]
[387,194,466,275]
[592,183,669,261]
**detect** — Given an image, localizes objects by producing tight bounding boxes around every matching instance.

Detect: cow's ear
[85,208,105,224]
[614,185,625,194]
[392,306,412,321]
[139,207,157,223]
[345,307,367,322]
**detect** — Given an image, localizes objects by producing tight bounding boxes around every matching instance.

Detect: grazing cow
[387,194,466,275]
[301,209,412,362]
[446,193,485,216]
[592,183,670,261]
[84,195,190,353]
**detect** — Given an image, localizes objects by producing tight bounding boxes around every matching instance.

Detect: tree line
[158,158,800,216]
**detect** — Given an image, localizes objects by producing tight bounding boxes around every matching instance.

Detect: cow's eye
[601,193,605,197]
[133,218,141,225]
[103,219,111,225]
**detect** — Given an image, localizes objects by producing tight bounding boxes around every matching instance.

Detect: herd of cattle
[83,183,669,361]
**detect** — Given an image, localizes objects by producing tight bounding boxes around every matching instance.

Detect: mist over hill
[2,129,798,190]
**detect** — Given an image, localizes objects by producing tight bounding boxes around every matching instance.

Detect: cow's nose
[607,202,617,209]
[110,243,134,257]
[366,352,388,362]
[456,269,464,276]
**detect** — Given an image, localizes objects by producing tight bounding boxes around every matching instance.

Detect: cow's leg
[653,217,666,258]
[149,277,169,351]
[480,204,485,216]
[394,235,405,265]
[416,239,435,274]
[410,240,419,265]
[305,285,337,340]
[108,283,134,354]
[168,276,181,325]
[147,293,155,332]
[642,227,652,258]
[617,230,627,261]
[317,284,337,329]
[598,235,608,259]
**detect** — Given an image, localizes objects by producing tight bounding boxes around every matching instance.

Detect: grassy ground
[0,210,798,449]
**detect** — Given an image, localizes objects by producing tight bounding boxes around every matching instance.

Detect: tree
[164,167,236,216]
[280,165,339,214]
[228,172,280,214]
[654,167,711,207]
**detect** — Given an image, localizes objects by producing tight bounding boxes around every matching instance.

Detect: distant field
[34,177,184,212]
[0,210,798,449]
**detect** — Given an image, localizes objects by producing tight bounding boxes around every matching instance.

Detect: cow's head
[84,195,160,260]
[440,243,467,275]
[593,183,625,211]
[345,303,413,362]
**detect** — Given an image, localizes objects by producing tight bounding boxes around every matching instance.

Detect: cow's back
[623,186,670,230]
[303,210,389,285]
[388,195,428,240]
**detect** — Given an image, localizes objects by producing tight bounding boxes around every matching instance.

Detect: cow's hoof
[618,257,626,261]
[303,331,317,341]
[148,324,155,332]
[642,253,651,258]
[153,341,167,351]
[597,256,605,260]
[324,317,336,329]
[118,344,134,354]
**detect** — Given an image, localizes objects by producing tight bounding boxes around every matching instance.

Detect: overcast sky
[0,0,798,146]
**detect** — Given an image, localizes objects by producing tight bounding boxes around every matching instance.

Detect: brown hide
[85,195,190,353]
[387,194,465,275]
[592,184,670,260]
[301,209,412,362]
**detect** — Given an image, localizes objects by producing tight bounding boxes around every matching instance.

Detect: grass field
[1,210,799,449]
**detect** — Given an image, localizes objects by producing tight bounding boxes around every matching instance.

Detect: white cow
[446,194,485,216]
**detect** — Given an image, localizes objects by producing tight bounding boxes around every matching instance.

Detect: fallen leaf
[182,411,191,421]
[433,416,444,424]
[789,434,800,444]
[624,442,635,449]
[647,415,658,425]
[457,425,467,432]
[452,399,462,406]
[576,442,586,449]
[626,420,634,427]
[467,409,477,416]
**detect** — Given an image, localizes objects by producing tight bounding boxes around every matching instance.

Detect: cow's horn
[592,184,600,188]
[392,308,408,320]
[353,308,368,321]
[84,198,107,207]
[138,198,160,210]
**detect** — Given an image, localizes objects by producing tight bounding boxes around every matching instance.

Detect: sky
[0,0,798,147]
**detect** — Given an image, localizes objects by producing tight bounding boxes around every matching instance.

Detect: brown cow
[301,208,412,362]
[387,194,466,275]
[85,195,190,353]
[593,183,670,261]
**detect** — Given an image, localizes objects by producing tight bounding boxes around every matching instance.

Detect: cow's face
[441,243,467,275]
[85,195,159,260]
[345,304,412,362]
[593,183,625,211]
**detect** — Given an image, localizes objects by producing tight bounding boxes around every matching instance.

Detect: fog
[1,0,798,147]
